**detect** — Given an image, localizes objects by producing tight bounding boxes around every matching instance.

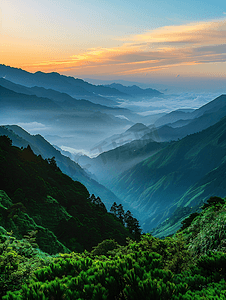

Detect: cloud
[17,122,48,133]
[60,145,93,157]
[23,18,226,78]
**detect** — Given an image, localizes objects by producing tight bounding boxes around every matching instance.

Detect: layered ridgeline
[2,196,226,299]
[0,77,137,121]
[0,64,162,105]
[75,123,166,185]
[110,114,226,233]
[0,135,139,257]
[0,84,133,131]
[74,94,226,187]
[0,125,129,211]
[154,94,226,142]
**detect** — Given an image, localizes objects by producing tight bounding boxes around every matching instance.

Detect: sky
[0,0,226,91]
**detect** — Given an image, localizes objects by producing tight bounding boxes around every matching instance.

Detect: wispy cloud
[24,19,226,77]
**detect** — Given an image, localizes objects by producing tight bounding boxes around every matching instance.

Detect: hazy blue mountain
[0,82,135,151]
[109,114,226,232]
[105,83,163,97]
[155,95,226,128]
[153,95,226,142]
[0,125,130,211]
[76,138,167,186]
[193,94,226,117]
[0,77,135,117]
[90,123,156,154]
[0,65,127,106]
[155,110,194,127]
[0,85,61,111]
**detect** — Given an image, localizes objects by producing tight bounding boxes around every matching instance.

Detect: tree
[125,210,141,239]
[89,194,107,212]
[47,157,60,172]
[117,204,125,225]
[110,202,118,216]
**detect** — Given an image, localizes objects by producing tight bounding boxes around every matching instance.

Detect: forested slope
[0,135,135,255]
[2,196,226,299]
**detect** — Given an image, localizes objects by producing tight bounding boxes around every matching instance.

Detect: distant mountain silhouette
[90,123,155,154]
[0,85,61,111]
[105,83,162,97]
[126,123,150,133]
[0,78,131,116]
[0,65,126,106]
[0,65,163,105]
[154,94,226,142]
[155,95,226,128]
[155,110,194,127]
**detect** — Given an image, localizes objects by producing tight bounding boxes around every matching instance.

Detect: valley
[1,64,226,238]
[2,1,226,297]
[1,64,226,299]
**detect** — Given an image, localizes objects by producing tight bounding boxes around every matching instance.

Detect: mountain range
[0,135,135,256]
[2,64,226,239]
[109,112,226,232]
[154,95,226,142]
[0,64,162,106]
[104,83,163,97]
[0,125,132,212]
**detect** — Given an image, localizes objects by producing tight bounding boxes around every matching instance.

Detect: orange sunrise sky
[1,0,226,90]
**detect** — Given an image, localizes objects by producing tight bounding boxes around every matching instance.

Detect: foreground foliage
[1,136,226,299]
[1,230,226,299]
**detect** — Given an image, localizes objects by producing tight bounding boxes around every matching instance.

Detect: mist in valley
[1,65,226,234]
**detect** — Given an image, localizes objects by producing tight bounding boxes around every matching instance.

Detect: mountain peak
[126,123,149,133]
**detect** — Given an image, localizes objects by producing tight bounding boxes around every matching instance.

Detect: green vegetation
[2,228,226,299]
[2,135,226,299]
[112,115,226,233]
[0,135,135,255]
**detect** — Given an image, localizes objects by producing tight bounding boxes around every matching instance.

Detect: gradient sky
[1,0,226,90]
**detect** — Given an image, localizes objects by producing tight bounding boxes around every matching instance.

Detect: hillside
[0,125,129,211]
[2,196,226,299]
[155,95,226,128]
[77,138,166,185]
[110,115,226,231]
[154,95,226,142]
[0,135,135,255]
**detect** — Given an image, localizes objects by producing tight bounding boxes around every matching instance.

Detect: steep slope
[155,95,226,128]
[155,109,194,127]
[0,136,134,254]
[77,138,166,186]
[181,197,226,255]
[154,95,226,142]
[110,115,226,231]
[0,125,127,211]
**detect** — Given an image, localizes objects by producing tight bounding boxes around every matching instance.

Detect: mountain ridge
[109,114,226,232]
